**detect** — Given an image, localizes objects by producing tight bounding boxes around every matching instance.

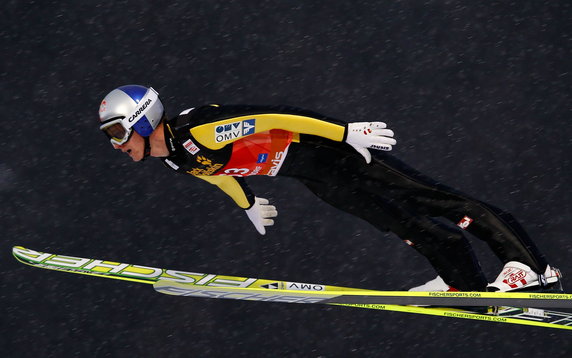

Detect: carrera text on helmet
[128,98,153,123]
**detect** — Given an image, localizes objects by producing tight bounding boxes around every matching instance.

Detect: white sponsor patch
[183,139,200,155]
[164,159,180,170]
[525,308,546,318]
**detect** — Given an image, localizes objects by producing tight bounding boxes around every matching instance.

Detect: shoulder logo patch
[183,139,200,155]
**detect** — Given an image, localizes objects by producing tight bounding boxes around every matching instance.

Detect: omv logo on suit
[215,119,256,143]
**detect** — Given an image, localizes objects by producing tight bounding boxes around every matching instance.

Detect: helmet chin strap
[141,136,151,161]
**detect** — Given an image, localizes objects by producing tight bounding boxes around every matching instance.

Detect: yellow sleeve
[190,113,346,150]
[195,175,253,209]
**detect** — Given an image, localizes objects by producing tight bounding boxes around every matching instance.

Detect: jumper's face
[112,131,145,162]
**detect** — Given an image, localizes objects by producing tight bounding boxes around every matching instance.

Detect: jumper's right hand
[345,122,396,163]
[245,197,278,235]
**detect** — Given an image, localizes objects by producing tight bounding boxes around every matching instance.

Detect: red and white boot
[486,261,563,293]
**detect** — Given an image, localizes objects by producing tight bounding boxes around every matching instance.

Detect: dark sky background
[1,1,571,357]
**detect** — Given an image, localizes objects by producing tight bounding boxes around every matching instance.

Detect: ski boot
[409,276,458,292]
[486,261,563,293]
[408,276,490,313]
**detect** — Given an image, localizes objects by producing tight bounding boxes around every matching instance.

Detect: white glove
[345,122,396,163]
[245,197,278,235]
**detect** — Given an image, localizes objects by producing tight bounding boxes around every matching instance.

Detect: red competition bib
[216,129,293,177]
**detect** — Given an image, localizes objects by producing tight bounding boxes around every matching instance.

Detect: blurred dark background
[1,1,571,357]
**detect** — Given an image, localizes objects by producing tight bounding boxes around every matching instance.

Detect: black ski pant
[280,137,549,291]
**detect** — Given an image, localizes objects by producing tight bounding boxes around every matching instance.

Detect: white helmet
[98,85,164,145]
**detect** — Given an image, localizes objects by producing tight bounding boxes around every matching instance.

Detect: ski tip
[12,247,28,266]
[12,246,29,254]
[12,246,49,265]
[12,246,30,262]
[12,246,24,257]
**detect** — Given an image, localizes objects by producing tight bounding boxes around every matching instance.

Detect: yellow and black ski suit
[160,104,549,291]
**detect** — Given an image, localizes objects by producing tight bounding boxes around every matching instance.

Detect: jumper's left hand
[245,197,278,235]
[345,122,396,163]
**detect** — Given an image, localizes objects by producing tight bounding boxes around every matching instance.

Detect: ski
[12,246,572,330]
[155,280,572,330]
[13,246,572,308]
[152,279,572,309]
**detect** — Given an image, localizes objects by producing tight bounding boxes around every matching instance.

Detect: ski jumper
[160,104,549,291]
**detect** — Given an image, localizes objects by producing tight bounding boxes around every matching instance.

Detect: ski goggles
[100,118,133,145]
[99,88,159,145]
